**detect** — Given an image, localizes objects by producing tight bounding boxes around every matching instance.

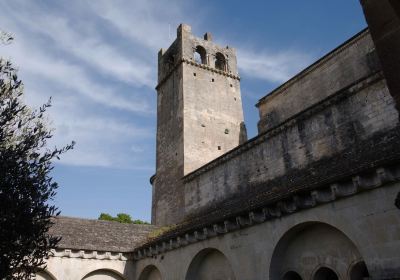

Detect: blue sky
[0,1,367,222]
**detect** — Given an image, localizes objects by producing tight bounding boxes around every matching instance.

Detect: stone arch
[185,248,236,280]
[214,52,226,71]
[313,267,339,280]
[194,46,207,64]
[270,222,366,280]
[138,265,162,280]
[349,261,370,280]
[282,271,303,280]
[36,270,57,280]
[82,269,125,280]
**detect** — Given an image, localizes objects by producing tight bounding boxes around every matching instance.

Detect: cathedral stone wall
[41,1,400,279]
[183,58,398,218]
[134,11,400,278]
[135,181,400,279]
[153,24,245,226]
[256,29,378,133]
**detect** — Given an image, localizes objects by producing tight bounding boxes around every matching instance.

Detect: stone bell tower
[151,24,246,226]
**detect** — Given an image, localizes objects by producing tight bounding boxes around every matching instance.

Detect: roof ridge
[54,215,156,227]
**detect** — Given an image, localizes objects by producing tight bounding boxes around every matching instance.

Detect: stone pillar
[360,0,400,115]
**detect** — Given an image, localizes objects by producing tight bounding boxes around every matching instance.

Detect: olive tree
[0,32,74,279]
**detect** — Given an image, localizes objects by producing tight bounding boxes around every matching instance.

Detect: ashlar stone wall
[183,29,398,219]
[153,24,245,226]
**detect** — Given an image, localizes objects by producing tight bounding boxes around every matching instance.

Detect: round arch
[185,248,236,280]
[270,222,366,280]
[194,46,207,65]
[138,265,162,280]
[82,269,125,280]
[349,260,370,280]
[214,52,226,71]
[36,269,57,280]
[313,267,339,280]
[282,271,303,280]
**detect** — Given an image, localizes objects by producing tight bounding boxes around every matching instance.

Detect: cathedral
[37,1,400,279]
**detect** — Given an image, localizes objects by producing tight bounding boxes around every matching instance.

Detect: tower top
[157,23,239,86]
[152,23,246,225]
[177,23,192,37]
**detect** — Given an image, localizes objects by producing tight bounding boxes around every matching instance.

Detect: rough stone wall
[152,64,184,225]
[135,182,400,279]
[256,30,378,133]
[184,72,398,217]
[153,24,245,225]
[181,49,244,175]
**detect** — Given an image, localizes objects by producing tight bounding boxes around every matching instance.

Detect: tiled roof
[50,216,157,253]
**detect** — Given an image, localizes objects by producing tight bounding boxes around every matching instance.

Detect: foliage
[0,39,74,279]
[148,225,176,239]
[0,31,13,45]
[98,213,149,224]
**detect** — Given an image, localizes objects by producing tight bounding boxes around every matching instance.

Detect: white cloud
[50,115,153,169]
[89,0,185,51]
[3,41,152,114]
[0,0,158,168]
[237,48,312,83]
[11,10,154,88]
[0,0,313,169]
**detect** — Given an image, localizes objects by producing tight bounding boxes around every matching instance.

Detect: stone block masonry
[152,24,246,226]
[182,30,398,220]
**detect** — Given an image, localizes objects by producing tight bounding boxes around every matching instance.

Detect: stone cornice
[50,248,132,261]
[133,162,400,260]
[155,58,240,91]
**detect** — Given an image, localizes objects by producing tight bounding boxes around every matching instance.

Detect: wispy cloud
[237,48,312,83]
[13,11,154,88]
[0,0,312,169]
[89,0,185,51]
[0,0,159,168]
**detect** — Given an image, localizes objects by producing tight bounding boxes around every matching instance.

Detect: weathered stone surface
[41,2,400,278]
[135,17,400,280]
[256,29,379,133]
[184,73,398,219]
[152,24,245,226]
[136,182,400,279]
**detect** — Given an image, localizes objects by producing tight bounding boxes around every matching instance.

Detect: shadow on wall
[395,191,400,209]
[389,0,400,16]
[35,270,57,280]
[239,122,248,144]
[185,248,236,280]
[138,265,162,280]
[82,269,126,280]
[270,222,369,280]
